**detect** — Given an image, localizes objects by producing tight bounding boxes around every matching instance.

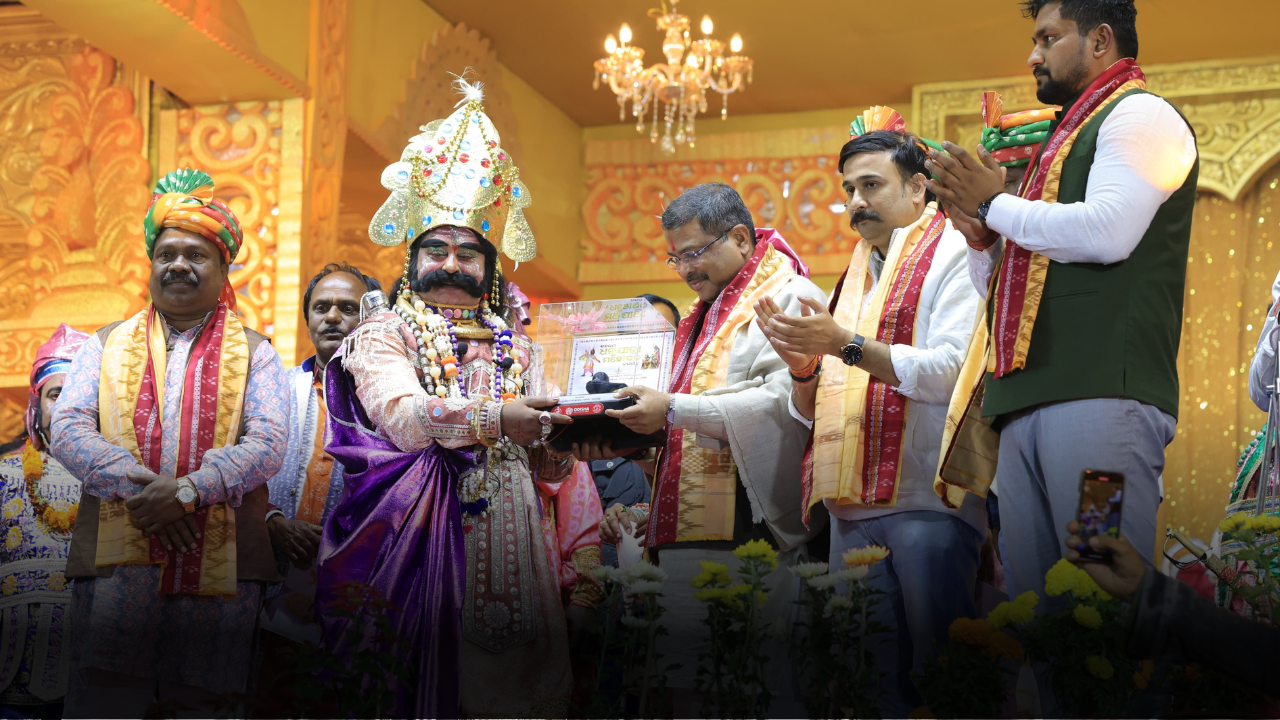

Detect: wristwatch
[175,477,198,514]
[840,334,866,366]
[977,192,1002,227]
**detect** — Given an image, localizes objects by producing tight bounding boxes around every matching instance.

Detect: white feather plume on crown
[452,71,484,107]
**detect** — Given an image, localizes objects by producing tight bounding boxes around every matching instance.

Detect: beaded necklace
[392,291,526,400]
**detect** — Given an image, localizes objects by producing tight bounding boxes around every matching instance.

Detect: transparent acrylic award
[536,297,677,451]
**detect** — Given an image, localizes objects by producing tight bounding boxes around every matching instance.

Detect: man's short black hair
[303,262,382,320]
[1021,0,1138,60]
[838,130,935,204]
[660,182,756,242]
[638,293,681,326]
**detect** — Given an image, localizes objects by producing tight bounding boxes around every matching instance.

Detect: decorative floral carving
[167,101,284,334]
[581,156,858,282]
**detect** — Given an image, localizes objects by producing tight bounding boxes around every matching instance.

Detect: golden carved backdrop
[913,56,1280,545]
[0,9,153,441]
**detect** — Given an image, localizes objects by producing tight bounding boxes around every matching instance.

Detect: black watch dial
[841,341,864,366]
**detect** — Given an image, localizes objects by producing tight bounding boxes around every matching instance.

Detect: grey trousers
[995,398,1175,605]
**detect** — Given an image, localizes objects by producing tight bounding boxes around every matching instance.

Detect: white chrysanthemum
[807,574,841,589]
[837,566,869,582]
[620,614,654,629]
[791,561,830,579]
[591,565,621,583]
[624,561,668,583]
[823,595,854,617]
[626,579,665,595]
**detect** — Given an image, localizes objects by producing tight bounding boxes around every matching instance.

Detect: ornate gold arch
[912,55,1280,201]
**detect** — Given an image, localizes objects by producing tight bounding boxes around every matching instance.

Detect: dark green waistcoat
[983,89,1199,420]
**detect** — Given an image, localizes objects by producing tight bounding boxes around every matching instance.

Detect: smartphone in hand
[1075,470,1125,562]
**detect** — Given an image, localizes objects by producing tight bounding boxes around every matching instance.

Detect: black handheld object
[545,372,665,452]
[1075,470,1125,562]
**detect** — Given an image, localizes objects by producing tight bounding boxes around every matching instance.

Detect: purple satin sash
[317,351,474,718]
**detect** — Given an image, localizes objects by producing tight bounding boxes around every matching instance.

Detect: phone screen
[1075,470,1125,562]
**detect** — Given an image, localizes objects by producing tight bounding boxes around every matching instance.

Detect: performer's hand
[753,297,818,372]
[925,142,1006,218]
[571,438,615,463]
[565,603,598,658]
[268,515,323,568]
[125,472,186,538]
[599,503,637,544]
[501,396,573,447]
[945,201,1001,251]
[1064,520,1144,603]
[761,296,855,360]
[606,386,670,436]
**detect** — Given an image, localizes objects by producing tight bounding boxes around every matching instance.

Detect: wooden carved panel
[160,101,285,335]
[581,155,859,283]
[0,36,152,387]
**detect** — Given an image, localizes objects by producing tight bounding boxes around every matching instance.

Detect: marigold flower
[1073,604,1102,629]
[947,617,993,646]
[1133,658,1155,689]
[1014,590,1039,609]
[984,631,1024,661]
[1085,655,1114,680]
[1044,558,1077,597]
[1007,597,1037,624]
[1072,568,1110,601]
[842,545,890,567]
[987,602,1013,629]
[1219,513,1248,534]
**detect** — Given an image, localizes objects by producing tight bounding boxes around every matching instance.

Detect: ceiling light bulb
[619,23,632,44]
[605,34,618,53]
[730,34,743,53]
[686,53,698,67]
[701,15,713,35]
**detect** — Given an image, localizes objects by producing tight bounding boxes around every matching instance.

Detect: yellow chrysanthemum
[1085,655,1114,680]
[1244,514,1280,534]
[1073,604,1102,629]
[694,587,727,603]
[987,602,1012,629]
[700,560,729,575]
[1219,513,1248,534]
[842,545,891,567]
[947,617,993,646]
[1044,558,1077,597]
[984,631,1025,661]
[4,526,21,551]
[733,539,779,569]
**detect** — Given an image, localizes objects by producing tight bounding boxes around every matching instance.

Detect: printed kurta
[334,313,584,716]
[0,450,79,706]
[50,317,288,697]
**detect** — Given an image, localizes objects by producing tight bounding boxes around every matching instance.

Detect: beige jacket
[670,273,829,551]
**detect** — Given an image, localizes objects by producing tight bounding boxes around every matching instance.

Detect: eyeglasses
[665,230,730,270]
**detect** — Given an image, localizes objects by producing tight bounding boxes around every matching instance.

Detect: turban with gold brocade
[980,91,1061,168]
[368,79,535,265]
[143,168,244,310]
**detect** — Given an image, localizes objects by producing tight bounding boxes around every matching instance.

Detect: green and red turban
[980,91,1060,169]
[143,168,244,309]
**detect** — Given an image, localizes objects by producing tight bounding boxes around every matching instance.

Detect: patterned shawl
[801,204,947,521]
[95,303,249,596]
[647,229,808,546]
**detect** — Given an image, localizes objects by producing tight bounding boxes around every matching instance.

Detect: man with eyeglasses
[573,181,825,714]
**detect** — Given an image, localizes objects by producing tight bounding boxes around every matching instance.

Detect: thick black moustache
[685,272,710,286]
[162,271,199,286]
[851,209,882,227]
[410,269,484,297]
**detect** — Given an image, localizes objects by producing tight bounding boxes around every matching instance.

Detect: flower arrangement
[692,539,778,719]
[914,592,1032,717]
[583,560,675,718]
[787,545,890,719]
[1217,511,1280,625]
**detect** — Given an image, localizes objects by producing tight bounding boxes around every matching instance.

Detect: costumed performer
[315,79,601,719]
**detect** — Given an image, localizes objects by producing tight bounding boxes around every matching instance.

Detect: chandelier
[593,0,753,154]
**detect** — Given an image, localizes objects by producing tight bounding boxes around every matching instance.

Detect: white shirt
[790,221,987,533]
[967,92,1199,297]
[1248,267,1280,412]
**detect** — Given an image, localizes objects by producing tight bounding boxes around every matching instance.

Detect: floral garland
[20,441,76,535]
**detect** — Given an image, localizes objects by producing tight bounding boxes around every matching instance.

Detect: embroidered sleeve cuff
[478,400,504,445]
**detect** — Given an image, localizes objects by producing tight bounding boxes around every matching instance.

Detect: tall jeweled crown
[368,79,535,263]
